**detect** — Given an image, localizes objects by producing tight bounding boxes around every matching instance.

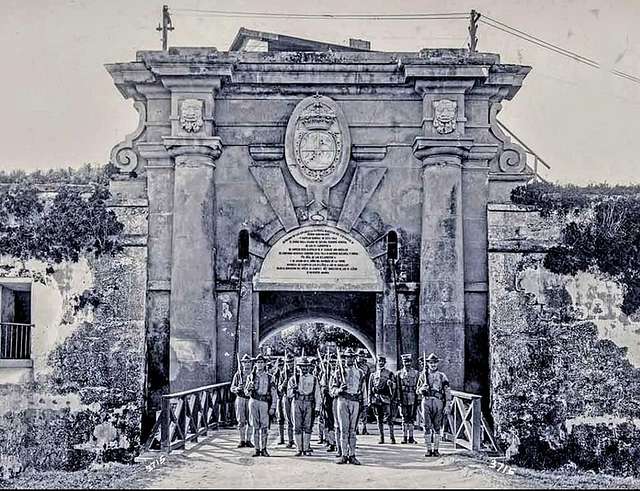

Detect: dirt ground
[3,428,639,489]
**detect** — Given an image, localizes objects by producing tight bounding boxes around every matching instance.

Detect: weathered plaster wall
[488,204,640,476]
[0,196,147,471]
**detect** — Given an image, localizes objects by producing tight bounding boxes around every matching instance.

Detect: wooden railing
[143,382,235,454]
[441,390,501,454]
[0,322,33,359]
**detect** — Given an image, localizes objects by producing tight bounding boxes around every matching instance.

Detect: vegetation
[0,165,123,263]
[0,163,115,186]
[261,322,365,357]
[512,181,640,315]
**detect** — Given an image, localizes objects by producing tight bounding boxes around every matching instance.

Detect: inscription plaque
[256,226,382,292]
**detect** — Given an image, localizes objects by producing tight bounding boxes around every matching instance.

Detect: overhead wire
[169,7,640,86]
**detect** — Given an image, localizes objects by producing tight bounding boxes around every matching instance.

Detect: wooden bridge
[142,382,501,456]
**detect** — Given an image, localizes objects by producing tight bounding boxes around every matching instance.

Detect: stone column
[165,139,222,391]
[414,141,471,389]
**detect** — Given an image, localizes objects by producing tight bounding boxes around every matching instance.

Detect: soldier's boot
[295,433,303,454]
[401,424,407,444]
[287,426,294,447]
[362,423,369,435]
[389,424,396,444]
[261,448,271,457]
[350,456,362,466]
[336,456,349,464]
[305,432,314,454]
[433,434,441,456]
[278,424,285,445]
[408,424,417,444]
[377,424,385,444]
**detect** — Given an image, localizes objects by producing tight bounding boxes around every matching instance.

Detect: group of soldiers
[230,347,453,465]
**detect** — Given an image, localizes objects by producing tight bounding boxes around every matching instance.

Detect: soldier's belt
[339,393,361,402]
[236,395,249,401]
[424,394,444,400]
[296,394,315,402]
[251,394,271,403]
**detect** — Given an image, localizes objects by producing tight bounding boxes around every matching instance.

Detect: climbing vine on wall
[0,178,123,263]
[512,181,640,315]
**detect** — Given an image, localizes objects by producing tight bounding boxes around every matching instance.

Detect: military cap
[425,353,439,363]
[377,354,387,362]
[342,347,356,357]
[296,356,311,366]
[241,354,252,362]
[357,349,369,357]
[401,353,413,361]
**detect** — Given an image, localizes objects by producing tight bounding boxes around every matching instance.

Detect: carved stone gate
[106,32,532,425]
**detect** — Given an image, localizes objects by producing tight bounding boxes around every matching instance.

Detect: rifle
[317,348,327,380]
[237,354,243,385]
[336,349,346,385]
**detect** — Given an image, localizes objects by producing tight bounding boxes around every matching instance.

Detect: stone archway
[260,316,376,356]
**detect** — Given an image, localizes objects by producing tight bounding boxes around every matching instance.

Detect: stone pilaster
[414,139,472,389]
[164,139,222,391]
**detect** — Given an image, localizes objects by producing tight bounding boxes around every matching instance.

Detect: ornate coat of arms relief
[285,95,351,222]
[180,99,204,133]
[433,99,457,135]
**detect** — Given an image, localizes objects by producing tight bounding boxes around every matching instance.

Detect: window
[0,281,32,360]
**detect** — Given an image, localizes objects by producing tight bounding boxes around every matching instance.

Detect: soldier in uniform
[279,354,296,448]
[319,353,337,453]
[396,353,419,444]
[416,352,453,457]
[288,357,322,456]
[230,353,254,448]
[368,355,396,444]
[356,349,371,435]
[245,354,278,457]
[274,357,288,445]
[330,347,366,465]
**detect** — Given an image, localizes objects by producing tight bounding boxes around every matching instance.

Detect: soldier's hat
[425,353,439,363]
[357,349,369,357]
[342,347,356,357]
[401,353,413,361]
[296,356,311,366]
[254,354,267,363]
[241,354,252,362]
[376,354,387,362]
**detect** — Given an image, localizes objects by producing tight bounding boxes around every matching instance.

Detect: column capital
[163,136,223,164]
[413,137,473,165]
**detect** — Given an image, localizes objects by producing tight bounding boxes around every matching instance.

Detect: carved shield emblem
[433,99,457,135]
[285,95,351,187]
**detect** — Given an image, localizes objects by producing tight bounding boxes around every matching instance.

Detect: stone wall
[0,194,147,471]
[488,204,640,476]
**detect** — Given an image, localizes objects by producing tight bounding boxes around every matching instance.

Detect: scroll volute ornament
[489,102,526,174]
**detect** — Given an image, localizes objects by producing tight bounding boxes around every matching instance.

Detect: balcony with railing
[0,322,33,360]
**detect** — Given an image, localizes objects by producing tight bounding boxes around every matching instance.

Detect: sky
[1,0,639,184]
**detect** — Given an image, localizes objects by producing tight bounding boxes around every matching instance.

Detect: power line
[168,7,640,87]
[480,18,600,68]
[479,15,640,86]
[172,8,468,20]
[482,14,599,67]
